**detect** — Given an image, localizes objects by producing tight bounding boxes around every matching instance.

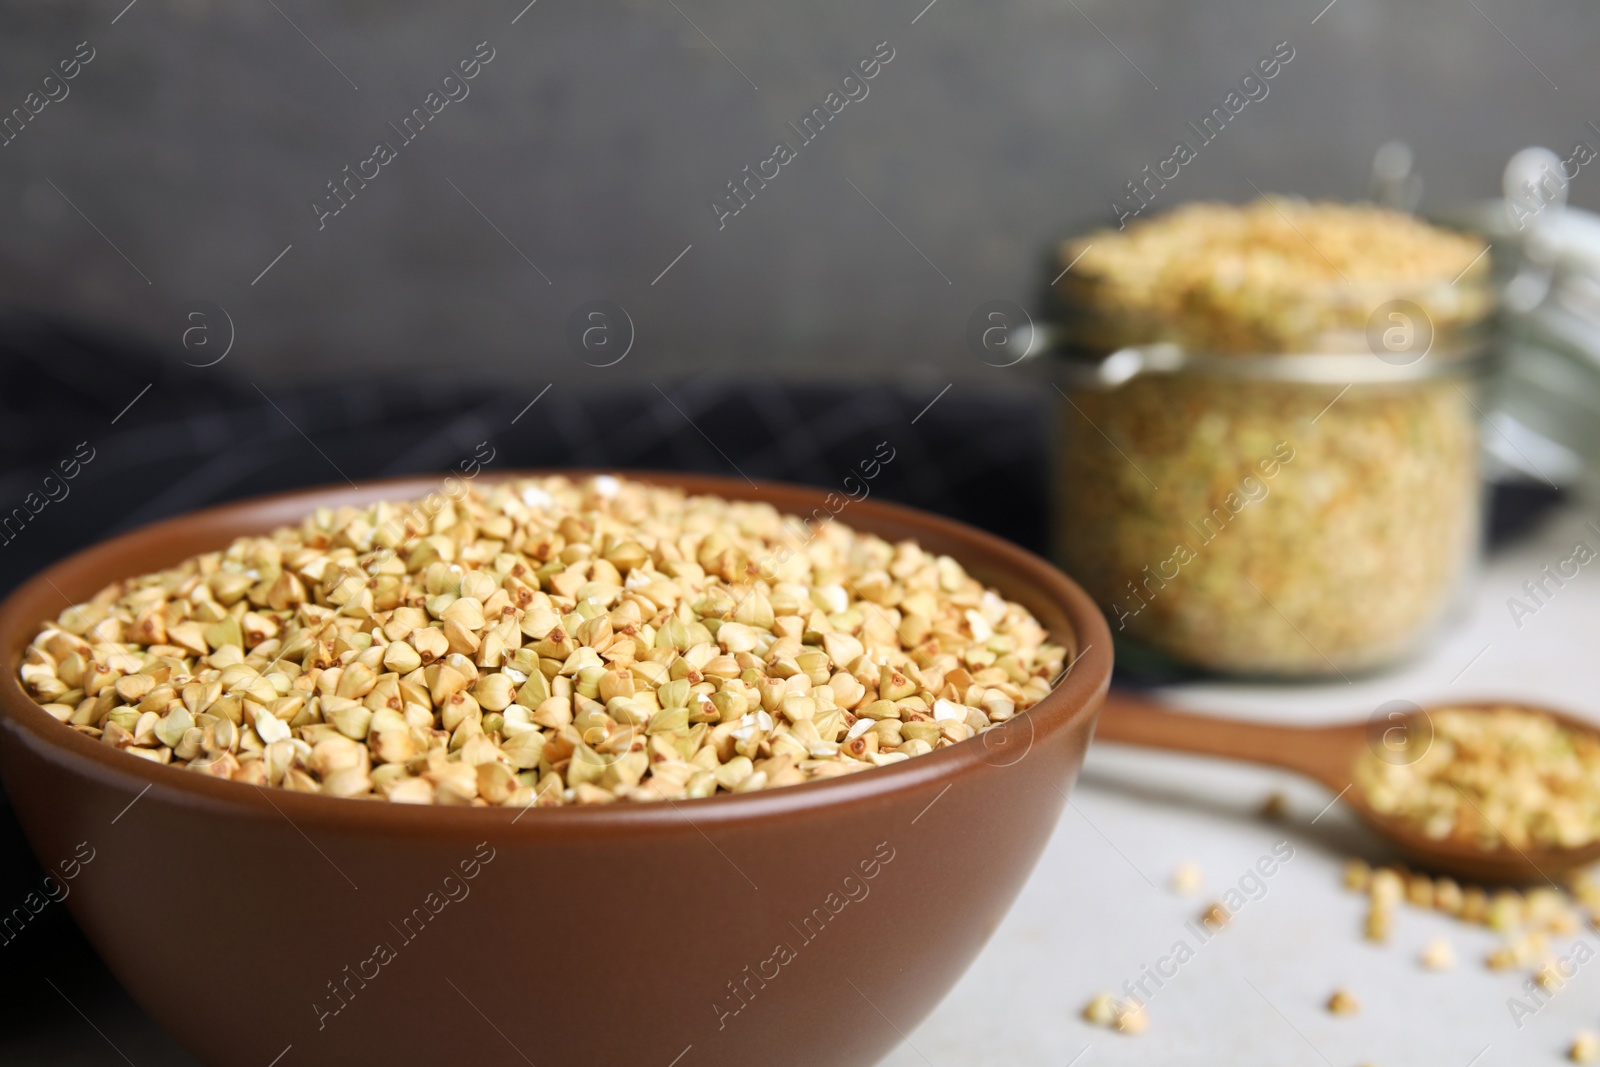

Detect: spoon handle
[1094,689,1357,789]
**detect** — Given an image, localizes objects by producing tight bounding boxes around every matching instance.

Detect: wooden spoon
[1094,689,1600,885]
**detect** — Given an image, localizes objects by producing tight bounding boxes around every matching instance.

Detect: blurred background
[1,0,1598,384]
[3,0,1600,1062]
[3,0,1596,589]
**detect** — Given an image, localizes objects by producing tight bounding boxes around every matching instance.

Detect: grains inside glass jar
[1052,198,1489,676]
[1058,197,1491,354]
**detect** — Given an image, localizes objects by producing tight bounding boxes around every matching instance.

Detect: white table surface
[881,500,1600,1067]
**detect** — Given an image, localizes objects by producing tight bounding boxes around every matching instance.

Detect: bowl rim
[0,469,1112,838]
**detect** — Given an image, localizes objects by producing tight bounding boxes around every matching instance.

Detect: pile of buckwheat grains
[1058,198,1492,354]
[1353,706,1600,851]
[16,475,1068,806]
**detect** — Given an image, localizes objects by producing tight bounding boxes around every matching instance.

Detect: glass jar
[1046,200,1499,677]
[1052,338,1492,678]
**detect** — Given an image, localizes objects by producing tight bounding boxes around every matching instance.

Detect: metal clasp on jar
[1052,339,1497,390]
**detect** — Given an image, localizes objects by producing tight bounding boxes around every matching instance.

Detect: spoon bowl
[1096,690,1600,885]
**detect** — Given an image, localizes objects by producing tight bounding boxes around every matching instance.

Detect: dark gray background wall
[0,0,1594,390]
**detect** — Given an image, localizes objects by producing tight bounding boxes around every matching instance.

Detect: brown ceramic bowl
[0,472,1112,1067]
